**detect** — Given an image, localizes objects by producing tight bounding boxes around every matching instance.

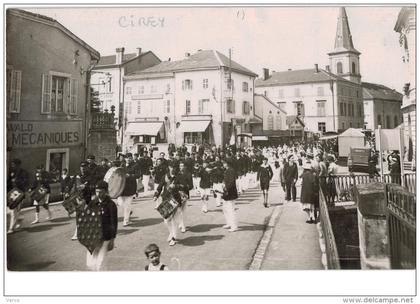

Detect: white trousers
[164,204,186,240]
[222,200,237,229]
[242,174,249,191]
[117,196,132,224]
[8,207,22,231]
[193,177,201,194]
[142,175,150,192]
[213,183,223,206]
[236,177,243,193]
[86,240,110,271]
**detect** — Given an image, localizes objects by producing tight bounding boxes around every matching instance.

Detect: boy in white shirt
[144,244,169,271]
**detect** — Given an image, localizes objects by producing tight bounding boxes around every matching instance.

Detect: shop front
[7,120,83,177]
[125,121,166,154]
[178,120,213,147]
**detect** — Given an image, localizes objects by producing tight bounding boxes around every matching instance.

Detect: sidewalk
[260,184,323,270]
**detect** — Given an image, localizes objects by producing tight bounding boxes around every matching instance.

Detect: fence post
[354,182,391,269]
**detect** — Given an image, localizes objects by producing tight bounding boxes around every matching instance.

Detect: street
[7,181,322,271]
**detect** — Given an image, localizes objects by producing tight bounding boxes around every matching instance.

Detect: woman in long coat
[257,157,273,208]
[300,162,317,223]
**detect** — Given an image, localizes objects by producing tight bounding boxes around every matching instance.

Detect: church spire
[328,7,361,84]
[332,7,360,54]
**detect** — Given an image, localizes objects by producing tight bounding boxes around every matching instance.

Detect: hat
[95,181,108,191]
[80,161,88,167]
[112,160,121,167]
[125,153,133,158]
[87,154,95,160]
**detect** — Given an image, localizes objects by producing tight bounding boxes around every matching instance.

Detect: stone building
[6,9,100,176]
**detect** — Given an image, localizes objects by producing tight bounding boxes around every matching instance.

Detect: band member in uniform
[192,162,201,196]
[7,159,29,233]
[85,181,118,271]
[29,168,52,224]
[96,158,110,181]
[177,162,193,231]
[139,151,153,195]
[241,151,250,191]
[211,158,224,208]
[59,168,74,217]
[257,157,274,208]
[118,153,140,226]
[198,161,212,213]
[86,154,100,184]
[152,158,167,209]
[222,159,239,232]
[153,162,188,246]
[71,161,96,240]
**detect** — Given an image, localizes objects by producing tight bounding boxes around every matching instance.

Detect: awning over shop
[125,122,164,136]
[178,120,211,133]
[252,135,269,141]
[237,133,252,137]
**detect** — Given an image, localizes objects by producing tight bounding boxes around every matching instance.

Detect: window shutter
[182,80,185,90]
[10,70,22,113]
[198,99,203,114]
[70,78,78,114]
[41,74,51,113]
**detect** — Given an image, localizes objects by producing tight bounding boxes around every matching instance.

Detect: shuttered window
[8,70,22,113]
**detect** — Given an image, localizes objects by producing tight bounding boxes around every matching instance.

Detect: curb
[248,204,283,270]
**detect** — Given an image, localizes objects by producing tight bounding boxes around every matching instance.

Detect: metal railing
[91,112,115,130]
[319,187,341,269]
[321,173,416,204]
[386,184,416,269]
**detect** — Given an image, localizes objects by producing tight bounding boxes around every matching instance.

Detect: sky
[25,5,411,92]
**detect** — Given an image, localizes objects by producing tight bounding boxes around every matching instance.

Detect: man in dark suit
[118,153,140,226]
[222,158,238,232]
[284,156,298,202]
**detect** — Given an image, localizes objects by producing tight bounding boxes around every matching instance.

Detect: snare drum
[156,199,179,219]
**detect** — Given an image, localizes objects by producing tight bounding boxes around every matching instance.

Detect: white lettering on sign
[7,121,82,148]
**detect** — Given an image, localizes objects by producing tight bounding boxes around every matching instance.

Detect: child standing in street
[144,244,169,271]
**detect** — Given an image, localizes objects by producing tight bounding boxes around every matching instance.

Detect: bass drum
[103,167,126,199]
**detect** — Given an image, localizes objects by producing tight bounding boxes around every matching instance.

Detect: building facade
[121,50,257,153]
[91,47,161,143]
[255,67,364,134]
[6,9,100,176]
[255,7,364,134]
[362,82,403,130]
[394,7,416,166]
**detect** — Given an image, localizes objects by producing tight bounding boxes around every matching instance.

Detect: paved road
[7,179,323,271]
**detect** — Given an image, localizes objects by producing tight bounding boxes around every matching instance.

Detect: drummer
[29,167,52,224]
[153,162,187,246]
[7,158,30,233]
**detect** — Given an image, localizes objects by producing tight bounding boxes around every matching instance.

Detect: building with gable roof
[362,82,403,130]
[6,8,100,176]
[91,47,161,133]
[121,49,257,153]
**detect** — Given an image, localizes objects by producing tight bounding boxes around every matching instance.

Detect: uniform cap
[95,181,109,191]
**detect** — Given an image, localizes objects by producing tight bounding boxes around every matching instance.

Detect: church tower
[328,7,361,83]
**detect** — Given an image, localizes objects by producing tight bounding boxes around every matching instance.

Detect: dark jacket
[60,175,74,194]
[154,173,187,204]
[7,167,29,192]
[96,165,110,181]
[89,196,118,241]
[284,162,298,183]
[257,165,273,184]
[153,163,167,185]
[138,156,153,176]
[223,167,238,201]
[211,165,224,184]
[300,170,317,205]
[73,173,95,203]
[121,162,141,197]
[199,167,212,188]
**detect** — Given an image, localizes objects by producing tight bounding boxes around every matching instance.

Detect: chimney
[272,70,276,74]
[315,64,319,73]
[263,68,269,81]
[168,58,171,61]
[326,65,330,72]
[185,52,191,58]
[136,47,142,56]
[116,47,125,64]
[288,68,292,71]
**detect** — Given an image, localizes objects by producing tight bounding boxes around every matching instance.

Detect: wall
[336,81,364,131]
[6,11,94,174]
[255,81,337,133]
[254,95,287,131]
[89,130,117,161]
[329,53,361,83]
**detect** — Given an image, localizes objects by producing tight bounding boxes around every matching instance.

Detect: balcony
[91,111,116,130]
